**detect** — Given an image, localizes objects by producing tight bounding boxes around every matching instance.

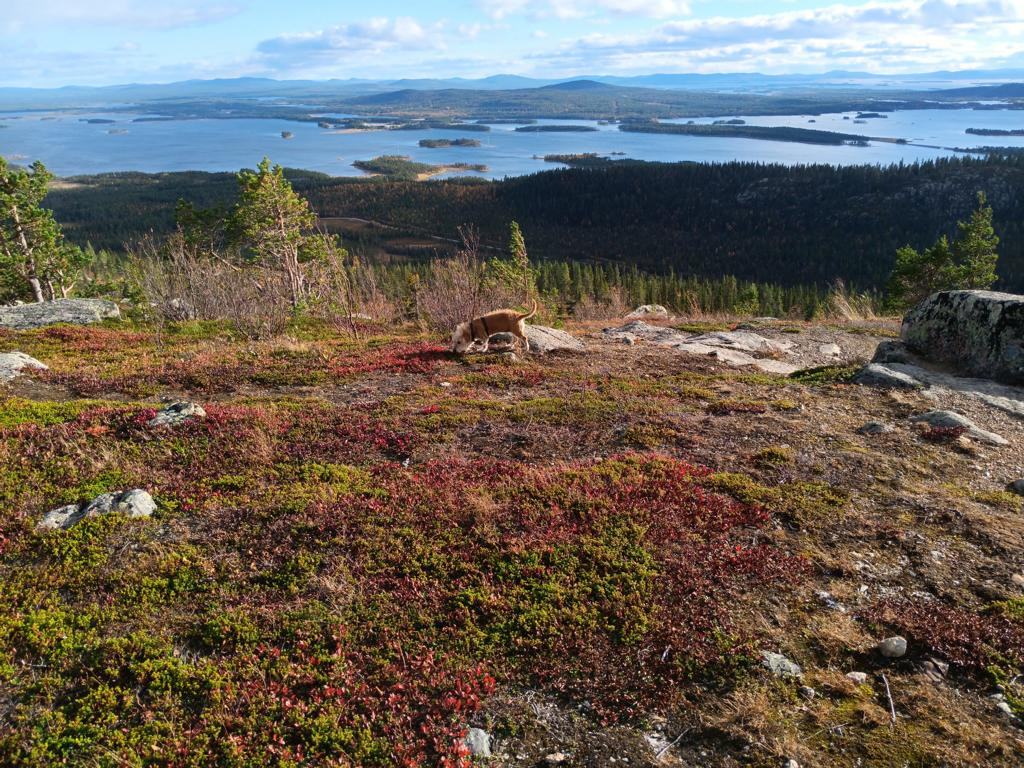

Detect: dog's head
[450,322,474,353]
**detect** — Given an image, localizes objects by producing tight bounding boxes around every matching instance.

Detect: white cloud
[0,0,242,34]
[527,0,1024,73]
[481,0,691,20]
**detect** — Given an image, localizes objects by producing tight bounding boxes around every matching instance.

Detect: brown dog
[450,299,538,354]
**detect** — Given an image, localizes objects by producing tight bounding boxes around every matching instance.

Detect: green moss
[705,472,847,527]
[752,445,794,468]
[789,364,860,385]
[0,397,107,428]
[675,321,732,334]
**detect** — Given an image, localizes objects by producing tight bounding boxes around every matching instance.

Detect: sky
[2,0,1024,87]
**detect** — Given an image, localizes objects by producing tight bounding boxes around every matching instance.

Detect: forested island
[967,127,1024,136]
[42,155,1024,291]
[352,155,488,180]
[618,120,877,146]
[418,138,482,148]
[515,125,599,132]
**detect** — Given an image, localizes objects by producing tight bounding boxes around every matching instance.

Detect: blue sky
[2,0,1024,87]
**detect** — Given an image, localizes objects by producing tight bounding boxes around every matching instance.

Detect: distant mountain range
[3,68,1024,109]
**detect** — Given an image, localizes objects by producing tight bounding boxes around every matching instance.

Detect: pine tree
[0,158,88,302]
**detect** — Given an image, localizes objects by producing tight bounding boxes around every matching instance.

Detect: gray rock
[37,488,156,531]
[854,363,923,389]
[464,727,491,758]
[878,635,908,659]
[819,343,843,358]
[688,330,794,356]
[0,298,121,330]
[147,401,206,428]
[486,332,517,351]
[783,761,801,768]
[846,671,869,684]
[908,410,1008,446]
[857,421,894,435]
[1007,479,1024,496]
[871,339,917,365]
[543,754,568,766]
[799,685,816,700]
[761,651,803,679]
[625,304,669,320]
[0,351,47,382]
[525,325,584,354]
[902,290,1024,384]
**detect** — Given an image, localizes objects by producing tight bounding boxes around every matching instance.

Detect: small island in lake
[418,138,482,148]
[618,119,877,146]
[515,125,599,133]
[281,131,294,139]
[353,155,488,181]
[81,118,116,124]
[966,127,1024,136]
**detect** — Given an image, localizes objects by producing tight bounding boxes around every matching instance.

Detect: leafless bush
[305,232,397,337]
[417,226,517,332]
[573,285,631,321]
[131,231,292,338]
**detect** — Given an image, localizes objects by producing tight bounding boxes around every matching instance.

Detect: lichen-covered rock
[37,489,156,531]
[525,325,584,354]
[0,298,121,330]
[878,635,908,659]
[854,363,922,389]
[625,304,669,320]
[464,728,491,758]
[901,290,1024,384]
[147,401,207,428]
[761,651,803,678]
[909,410,1008,446]
[0,351,47,382]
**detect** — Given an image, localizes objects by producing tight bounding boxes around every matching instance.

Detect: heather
[3,318,1024,766]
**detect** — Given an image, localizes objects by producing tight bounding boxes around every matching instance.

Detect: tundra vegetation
[1,156,1023,764]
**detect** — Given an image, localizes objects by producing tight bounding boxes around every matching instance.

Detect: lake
[1,108,1022,178]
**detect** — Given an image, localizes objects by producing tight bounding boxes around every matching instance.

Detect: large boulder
[525,325,584,354]
[0,351,47,382]
[0,299,121,330]
[625,304,669,320]
[901,291,1024,384]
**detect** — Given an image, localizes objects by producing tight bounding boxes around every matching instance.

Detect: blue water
[0,108,1021,178]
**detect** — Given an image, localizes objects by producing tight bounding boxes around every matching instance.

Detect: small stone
[799,685,816,700]
[846,671,869,684]
[1007,480,1024,496]
[783,760,801,768]
[439,382,452,388]
[544,753,568,765]
[816,590,847,613]
[996,701,1015,719]
[761,651,803,679]
[878,636,908,659]
[147,401,206,428]
[1012,573,1024,588]
[0,351,47,383]
[857,421,893,436]
[464,727,491,758]
[819,343,842,358]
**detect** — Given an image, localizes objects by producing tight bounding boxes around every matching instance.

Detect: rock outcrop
[0,351,47,382]
[901,290,1024,384]
[0,299,121,330]
[525,325,585,354]
[625,304,669,320]
[37,489,156,531]
[148,401,207,428]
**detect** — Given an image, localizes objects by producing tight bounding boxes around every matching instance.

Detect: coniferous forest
[45,155,1024,292]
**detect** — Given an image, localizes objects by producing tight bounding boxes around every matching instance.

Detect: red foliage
[920,426,969,444]
[707,400,768,416]
[327,342,449,378]
[867,598,1024,670]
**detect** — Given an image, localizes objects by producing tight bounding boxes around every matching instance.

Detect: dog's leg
[514,322,529,354]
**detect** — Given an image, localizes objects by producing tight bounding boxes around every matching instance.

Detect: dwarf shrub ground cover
[0,383,802,766]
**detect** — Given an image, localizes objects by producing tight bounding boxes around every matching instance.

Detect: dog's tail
[517,297,539,322]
